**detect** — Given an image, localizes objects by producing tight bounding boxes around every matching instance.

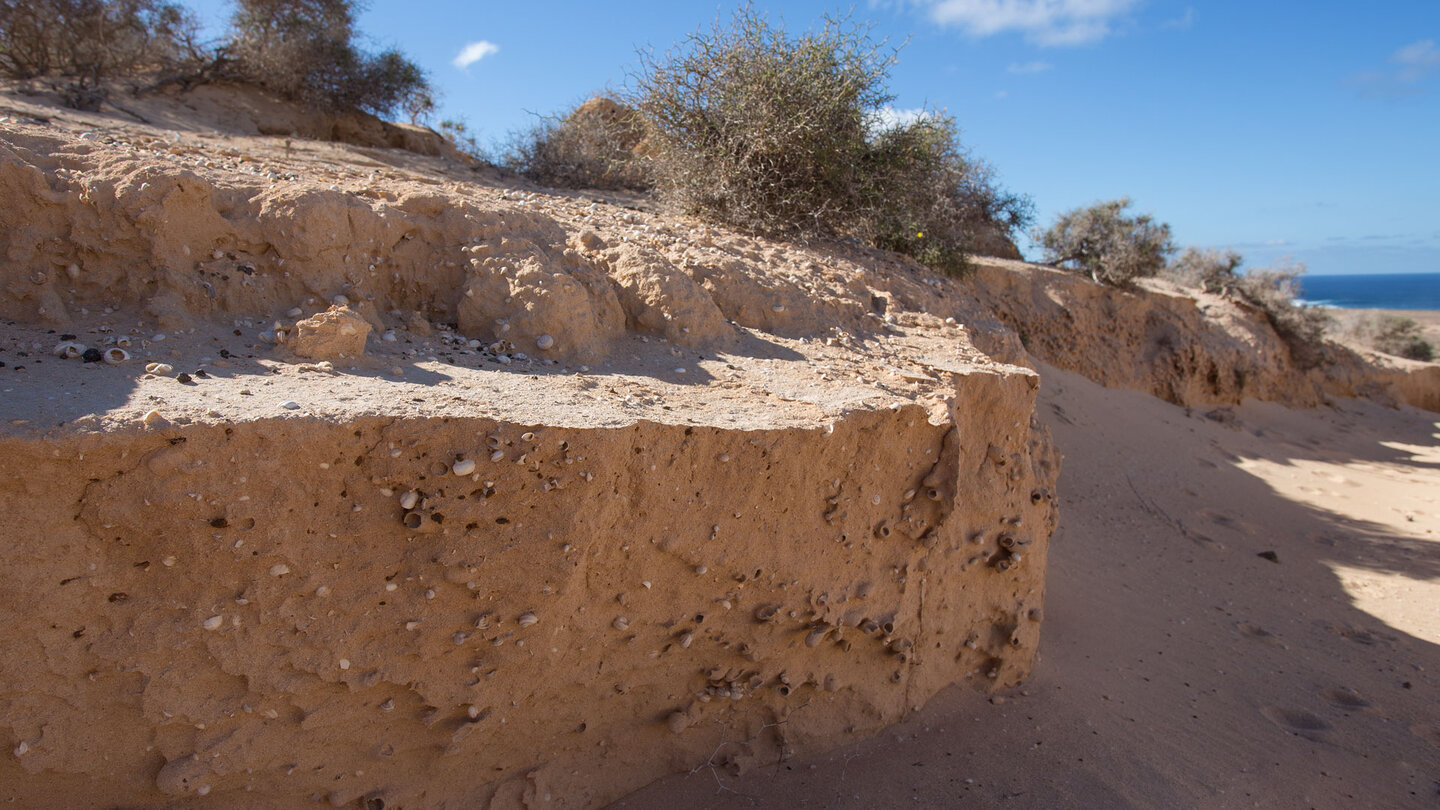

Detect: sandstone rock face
[0,91,1061,809]
[965,258,1439,412]
[0,368,1056,810]
[289,304,371,360]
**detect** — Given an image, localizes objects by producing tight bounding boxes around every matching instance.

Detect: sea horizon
[1295,271,1440,311]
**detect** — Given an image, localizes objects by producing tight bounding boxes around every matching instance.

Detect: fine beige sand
[615,362,1440,808]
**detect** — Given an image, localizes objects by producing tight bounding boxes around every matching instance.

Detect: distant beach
[1297,272,1440,310]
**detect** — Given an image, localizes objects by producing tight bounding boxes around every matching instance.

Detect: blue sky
[182,1,1440,275]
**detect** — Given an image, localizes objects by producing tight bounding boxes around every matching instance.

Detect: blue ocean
[1296,272,1440,311]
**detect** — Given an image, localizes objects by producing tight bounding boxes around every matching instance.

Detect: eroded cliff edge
[0,95,1057,809]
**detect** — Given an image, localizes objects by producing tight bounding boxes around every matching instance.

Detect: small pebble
[280,400,300,410]
[176,372,193,384]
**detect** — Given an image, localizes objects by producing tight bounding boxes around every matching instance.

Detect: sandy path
[613,364,1440,808]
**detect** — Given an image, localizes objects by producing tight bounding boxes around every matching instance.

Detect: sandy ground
[614,363,1440,809]
[1330,308,1440,354]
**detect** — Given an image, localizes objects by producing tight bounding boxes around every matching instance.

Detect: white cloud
[869,106,933,131]
[921,0,1140,46]
[452,40,499,70]
[1349,39,1440,97]
[1006,60,1052,74]
[1161,7,1195,30]
[1392,39,1440,82]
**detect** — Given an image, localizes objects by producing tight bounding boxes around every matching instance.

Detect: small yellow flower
[916,231,924,238]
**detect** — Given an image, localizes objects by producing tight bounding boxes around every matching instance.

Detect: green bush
[1373,316,1434,362]
[865,112,1033,275]
[503,97,651,191]
[0,0,202,107]
[1035,198,1175,287]
[632,6,1030,275]
[226,0,429,119]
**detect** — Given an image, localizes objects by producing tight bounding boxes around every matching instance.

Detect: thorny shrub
[0,0,205,108]
[226,0,430,119]
[631,6,1030,275]
[504,98,651,191]
[1165,246,1244,294]
[1035,198,1175,287]
[1370,316,1434,362]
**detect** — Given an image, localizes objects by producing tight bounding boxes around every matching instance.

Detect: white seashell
[535,334,555,351]
[141,409,165,426]
[490,450,505,462]
[145,363,174,375]
[269,564,290,576]
[452,458,476,476]
[338,659,350,670]
[332,294,349,306]
[613,616,630,631]
[115,336,131,348]
[287,307,303,317]
[54,341,85,359]
[399,490,419,510]
[203,615,223,631]
[517,612,538,628]
[103,347,129,365]
[279,400,300,410]
[520,432,535,442]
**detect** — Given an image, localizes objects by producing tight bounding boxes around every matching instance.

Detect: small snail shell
[54,341,85,359]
